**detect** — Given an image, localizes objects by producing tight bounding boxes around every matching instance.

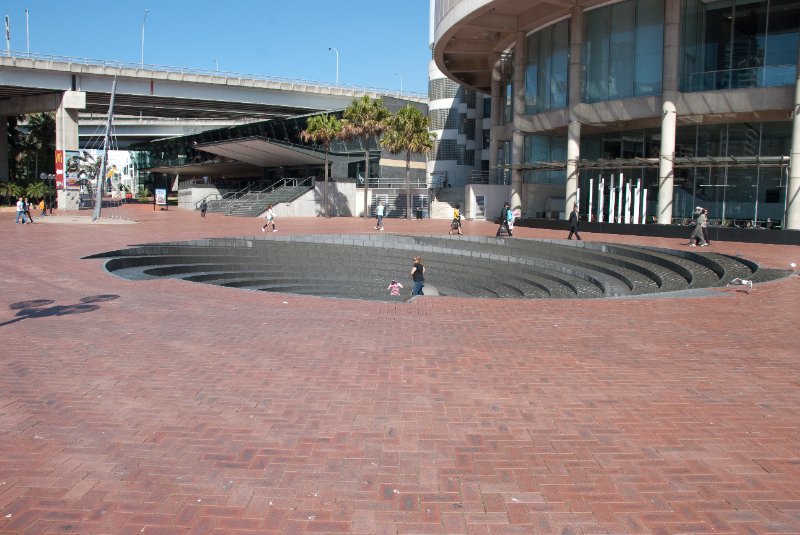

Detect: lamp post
[328,47,339,86]
[25,9,29,54]
[140,9,149,68]
[214,59,218,74]
[395,72,403,93]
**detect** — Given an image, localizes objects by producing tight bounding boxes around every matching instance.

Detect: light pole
[328,47,339,86]
[140,9,149,68]
[395,72,403,93]
[25,9,29,54]
[214,59,218,74]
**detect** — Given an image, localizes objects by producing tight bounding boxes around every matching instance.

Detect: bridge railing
[0,51,427,100]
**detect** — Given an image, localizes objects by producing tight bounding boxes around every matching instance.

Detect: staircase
[430,187,465,220]
[226,185,312,217]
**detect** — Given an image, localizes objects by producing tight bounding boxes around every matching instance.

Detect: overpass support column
[55,91,86,211]
[786,38,800,230]
[0,119,7,182]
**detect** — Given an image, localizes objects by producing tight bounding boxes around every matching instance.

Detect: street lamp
[395,72,403,93]
[214,59,218,74]
[140,9,149,68]
[328,47,339,86]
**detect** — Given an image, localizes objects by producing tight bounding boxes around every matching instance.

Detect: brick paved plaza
[1,205,799,534]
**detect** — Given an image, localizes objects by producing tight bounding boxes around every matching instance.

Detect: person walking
[496,202,513,237]
[39,199,46,217]
[374,200,385,230]
[199,199,207,219]
[449,204,463,235]
[15,197,27,224]
[410,255,425,296]
[23,198,34,224]
[567,205,581,240]
[261,204,277,232]
[690,208,708,246]
[701,208,711,245]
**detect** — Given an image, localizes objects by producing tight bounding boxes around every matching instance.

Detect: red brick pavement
[1,205,799,534]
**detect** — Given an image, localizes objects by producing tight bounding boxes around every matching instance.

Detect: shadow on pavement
[1,294,120,327]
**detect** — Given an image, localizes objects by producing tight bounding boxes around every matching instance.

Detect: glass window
[584,0,663,102]
[680,0,798,91]
[525,20,569,115]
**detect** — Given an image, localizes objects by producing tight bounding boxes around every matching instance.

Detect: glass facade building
[432,0,799,227]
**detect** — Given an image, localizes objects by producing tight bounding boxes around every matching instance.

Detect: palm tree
[342,96,390,218]
[381,106,436,219]
[26,181,50,201]
[300,113,343,218]
[0,181,23,206]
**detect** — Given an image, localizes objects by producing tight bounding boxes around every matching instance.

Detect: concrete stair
[431,187,465,220]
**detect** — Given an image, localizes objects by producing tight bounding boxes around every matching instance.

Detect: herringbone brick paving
[1,205,799,534]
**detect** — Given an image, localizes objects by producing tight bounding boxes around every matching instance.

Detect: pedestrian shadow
[1,295,120,327]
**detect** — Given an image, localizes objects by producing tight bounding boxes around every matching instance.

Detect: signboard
[155,188,167,206]
[54,150,65,190]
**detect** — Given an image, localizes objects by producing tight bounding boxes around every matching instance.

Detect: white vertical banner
[597,176,605,223]
[641,187,648,224]
[576,187,580,211]
[617,173,624,224]
[624,181,632,224]
[633,179,641,224]
[588,178,593,223]
[608,174,616,223]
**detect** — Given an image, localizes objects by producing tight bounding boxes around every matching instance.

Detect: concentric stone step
[84,234,784,301]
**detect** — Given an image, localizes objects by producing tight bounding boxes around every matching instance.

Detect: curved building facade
[432,0,800,229]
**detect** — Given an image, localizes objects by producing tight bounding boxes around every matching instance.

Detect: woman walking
[410,256,425,296]
[449,204,463,235]
[261,204,277,232]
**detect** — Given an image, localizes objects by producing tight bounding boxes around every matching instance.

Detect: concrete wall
[177,184,232,210]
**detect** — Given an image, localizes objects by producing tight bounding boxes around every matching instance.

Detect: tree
[381,106,436,219]
[342,96,390,218]
[0,181,23,206]
[26,181,50,201]
[300,113,342,218]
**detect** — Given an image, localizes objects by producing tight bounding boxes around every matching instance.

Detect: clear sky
[3,1,431,95]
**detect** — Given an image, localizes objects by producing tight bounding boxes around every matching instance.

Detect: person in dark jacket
[496,202,513,237]
[567,205,581,240]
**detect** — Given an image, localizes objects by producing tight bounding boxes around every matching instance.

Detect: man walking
[496,202,513,237]
[374,200,385,231]
[15,197,27,224]
[199,199,207,219]
[567,205,581,240]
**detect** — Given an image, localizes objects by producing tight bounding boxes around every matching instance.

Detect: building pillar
[568,7,584,107]
[55,91,85,211]
[511,31,527,214]
[489,53,502,184]
[565,118,581,215]
[563,7,584,218]
[662,0,681,94]
[786,41,800,230]
[0,118,7,182]
[657,101,677,224]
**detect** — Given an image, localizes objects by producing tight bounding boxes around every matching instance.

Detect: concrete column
[657,101,677,224]
[511,31,527,214]
[0,118,7,182]
[55,91,85,211]
[565,118,581,215]
[662,0,681,94]
[786,38,800,230]
[568,7,584,106]
[55,91,83,151]
[489,53,502,184]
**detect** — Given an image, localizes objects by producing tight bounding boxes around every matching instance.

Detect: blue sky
[4,1,431,95]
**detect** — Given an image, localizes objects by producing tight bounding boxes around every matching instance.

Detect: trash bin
[416,207,423,220]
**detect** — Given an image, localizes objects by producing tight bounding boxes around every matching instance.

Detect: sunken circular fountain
[84,234,787,300]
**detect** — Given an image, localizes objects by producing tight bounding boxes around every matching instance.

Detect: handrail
[0,50,427,100]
